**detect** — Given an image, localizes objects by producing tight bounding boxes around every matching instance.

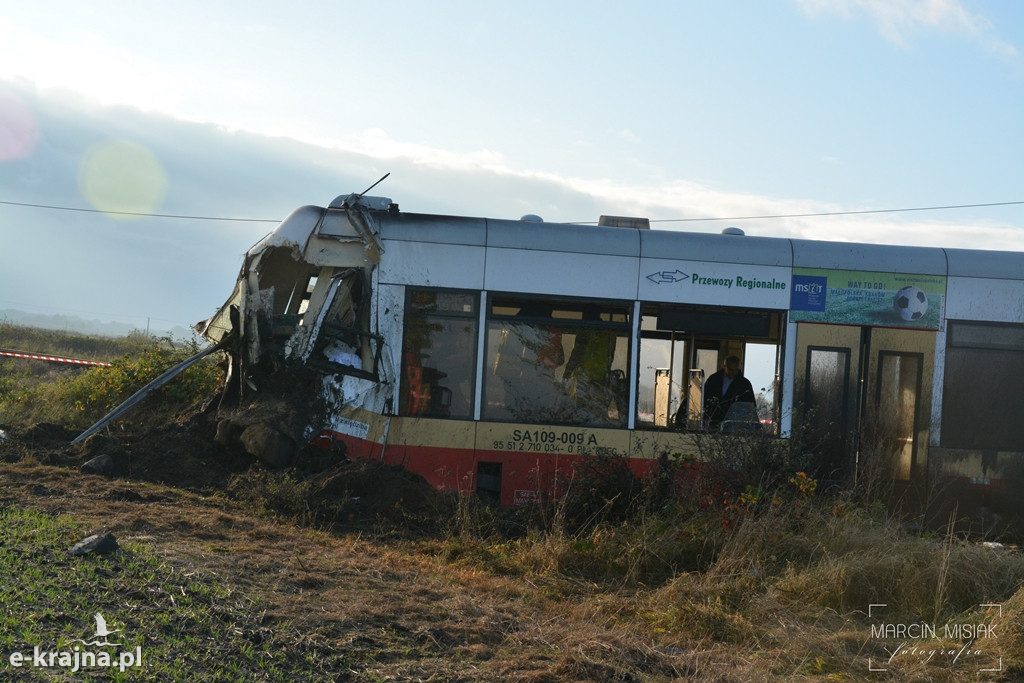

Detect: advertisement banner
[790,268,946,329]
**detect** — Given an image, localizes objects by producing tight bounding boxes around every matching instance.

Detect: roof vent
[598,215,650,229]
[721,226,745,236]
[520,214,544,222]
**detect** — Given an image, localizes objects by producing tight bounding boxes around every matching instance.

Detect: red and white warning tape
[0,348,112,367]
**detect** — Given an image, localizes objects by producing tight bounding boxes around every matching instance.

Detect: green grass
[0,322,222,430]
[0,505,347,681]
[791,289,942,328]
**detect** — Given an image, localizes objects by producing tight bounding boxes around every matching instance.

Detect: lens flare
[0,91,39,161]
[79,140,167,217]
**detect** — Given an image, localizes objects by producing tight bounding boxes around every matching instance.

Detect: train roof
[272,194,1024,282]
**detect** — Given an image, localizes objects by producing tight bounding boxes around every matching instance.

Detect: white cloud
[0,19,192,111]
[339,128,510,173]
[793,0,1018,57]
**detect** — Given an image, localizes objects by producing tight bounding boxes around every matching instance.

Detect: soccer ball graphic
[893,286,928,321]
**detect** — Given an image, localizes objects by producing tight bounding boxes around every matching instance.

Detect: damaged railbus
[199,191,1024,534]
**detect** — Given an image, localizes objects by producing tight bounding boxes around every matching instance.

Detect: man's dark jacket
[703,371,756,425]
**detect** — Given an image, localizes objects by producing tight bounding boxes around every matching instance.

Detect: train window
[942,321,1024,450]
[637,304,781,431]
[484,296,631,427]
[401,289,478,419]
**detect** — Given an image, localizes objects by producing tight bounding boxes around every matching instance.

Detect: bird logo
[93,613,121,639]
[72,612,123,647]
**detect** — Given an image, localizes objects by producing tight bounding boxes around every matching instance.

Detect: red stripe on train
[319,430,662,507]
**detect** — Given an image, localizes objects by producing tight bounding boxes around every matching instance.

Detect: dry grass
[2,452,1023,681]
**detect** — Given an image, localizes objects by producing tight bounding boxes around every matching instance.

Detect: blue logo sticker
[791,275,828,312]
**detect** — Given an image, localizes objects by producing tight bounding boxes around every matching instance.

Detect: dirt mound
[0,410,250,492]
[308,458,454,527]
[1,395,452,531]
[0,422,78,467]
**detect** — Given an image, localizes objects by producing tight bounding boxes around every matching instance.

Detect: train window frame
[400,288,480,419]
[483,294,632,428]
[636,303,783,431]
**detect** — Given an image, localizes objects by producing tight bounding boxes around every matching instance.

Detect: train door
[794,323,934,491]
[862,327,934,491]
[793,324,862,482]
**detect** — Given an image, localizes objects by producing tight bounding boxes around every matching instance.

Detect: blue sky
[1,0,1022,336]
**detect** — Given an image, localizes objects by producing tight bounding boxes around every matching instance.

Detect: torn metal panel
[323,371,392,417]
[196,280,241,346]
[299,271,354,363]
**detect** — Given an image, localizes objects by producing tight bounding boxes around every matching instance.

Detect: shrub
[0,334,222,429]
[557,454,643,535]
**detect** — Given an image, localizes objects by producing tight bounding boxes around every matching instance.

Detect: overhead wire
[0,199,278,223]
[647,200,1024,224]
[1,198,1022,225]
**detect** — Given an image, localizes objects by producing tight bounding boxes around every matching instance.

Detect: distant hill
[0,309,195,341]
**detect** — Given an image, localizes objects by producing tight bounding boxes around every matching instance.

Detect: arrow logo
[646,269,690,284]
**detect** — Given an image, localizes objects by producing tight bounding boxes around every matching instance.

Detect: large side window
[401,289,478,419]
[484,296,630,427]
[636,304,781,431]
[941,321,1024,451]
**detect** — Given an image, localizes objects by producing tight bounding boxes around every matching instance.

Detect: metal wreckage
[75,191,390,469]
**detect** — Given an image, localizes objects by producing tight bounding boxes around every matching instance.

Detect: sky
[1,0,1023,342]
